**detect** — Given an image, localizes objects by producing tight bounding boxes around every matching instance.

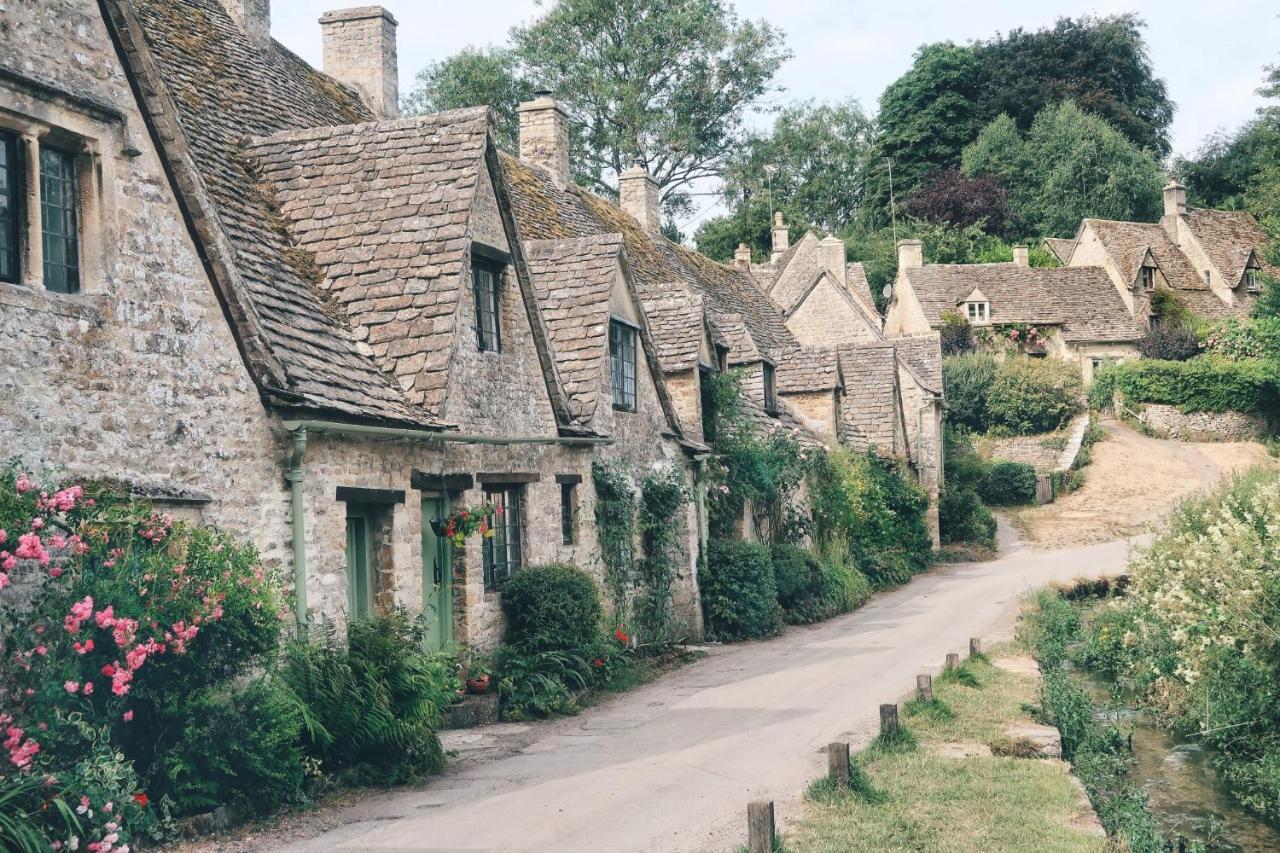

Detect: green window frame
[0,131,20,284]
[609,318,637,411]
[473,257,502,352]
[482,485,523,590]
[39,144,79,294]
[345,512,374,621]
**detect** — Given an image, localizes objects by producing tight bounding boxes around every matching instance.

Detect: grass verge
[784,652,1105,853]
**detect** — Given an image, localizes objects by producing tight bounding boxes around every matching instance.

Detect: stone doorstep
[440,691,499,730]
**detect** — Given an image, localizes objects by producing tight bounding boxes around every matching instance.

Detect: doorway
[421,493,453,650]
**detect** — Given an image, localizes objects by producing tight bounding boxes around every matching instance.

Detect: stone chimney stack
[518,90,571,188]
[319,7,399,120]
[1012,244,1029,267]
[820,235,847,288]
[734,243,752,270]
[1163,176,1187,218]
[619,161,661,235]
[222,0,270,46]
[897,239,923,270]
[770,212,790,263]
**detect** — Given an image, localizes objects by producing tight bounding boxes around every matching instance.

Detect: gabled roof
[836,343,900,453]
[716,313,764,364]
[775,348,842,393]
[903,264,1141,342]
[1084,218,1204,292]
[1183,208,1278,287]
[642,292,710,373]
[523,235,624,420]
[244,109,492,413]
[1042,237,1076,264]
[104,0,442,427]
[846,262,881,319]
[892,336,944,394]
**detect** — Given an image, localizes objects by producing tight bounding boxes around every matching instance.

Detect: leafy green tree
[402,47,533,149]
[511,0,789,212]
[963,102,1164,237]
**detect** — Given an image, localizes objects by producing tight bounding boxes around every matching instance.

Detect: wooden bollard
[946,652,960,671]
[969,637,983,658]
[916,673,933,702]
[879,703,899,736]
[747,800,775,853]
[827,741,850,787]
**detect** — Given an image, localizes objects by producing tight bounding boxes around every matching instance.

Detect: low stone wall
[1138,404,1271,442]
[979,433,1067,473]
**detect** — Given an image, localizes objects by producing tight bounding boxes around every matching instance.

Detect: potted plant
[464,655,493,695]
[429,501,500,546]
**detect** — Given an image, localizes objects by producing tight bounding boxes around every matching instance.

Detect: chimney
[518,90,571,188]
[319,7,399,120]
[897,239,923,270]
[1163,176,1187,218]
[222,0,270,46]
[734,242,752,270]
[619,161,661,235]
[1012,244,1029,267]
[820,235,847,288]
[770,212,790,263]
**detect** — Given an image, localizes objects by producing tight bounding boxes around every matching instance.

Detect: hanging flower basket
[429,502,500,546]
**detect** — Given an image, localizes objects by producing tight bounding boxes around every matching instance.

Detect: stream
[1078,670,1280,852]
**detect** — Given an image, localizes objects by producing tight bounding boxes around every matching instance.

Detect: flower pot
[465,674,491,695]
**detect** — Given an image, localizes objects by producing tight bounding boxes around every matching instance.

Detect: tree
[865,15,1172,217]
[901,167,1016,238]
[511,0,789,211]
[402,47,533,149]
[963,102,1164,237]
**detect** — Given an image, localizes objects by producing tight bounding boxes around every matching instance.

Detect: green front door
[345,513,373,621]
[422,495,453,650]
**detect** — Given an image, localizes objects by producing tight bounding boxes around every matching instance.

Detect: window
[965,301,989,324]
[483,486,523,589]
[40,145,79,294]
[1204,270,1212,287]
[560,482,576,545]
[1139,266,1156,291]
[609,318,637,411]
[1245,269,1261,293]
[345,512,373,621]
[762,362,777,413]
[0,131,19,284]
[472,257,502,352]
[699,366,717,443]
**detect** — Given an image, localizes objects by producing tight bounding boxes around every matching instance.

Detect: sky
[271,0,1279,229]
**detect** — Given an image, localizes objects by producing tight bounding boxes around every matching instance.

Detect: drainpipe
[286,426,308,629]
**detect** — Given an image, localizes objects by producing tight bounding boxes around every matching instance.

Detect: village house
[2,0,944,651]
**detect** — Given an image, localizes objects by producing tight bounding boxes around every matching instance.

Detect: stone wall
[978,435,1065,473]
[1138,404,1272,442]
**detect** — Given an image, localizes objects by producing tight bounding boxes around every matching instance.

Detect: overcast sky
[272,0,1278,229]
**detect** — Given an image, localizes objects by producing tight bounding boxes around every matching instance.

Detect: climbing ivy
[591,460,635,618]
[635,466,691,644]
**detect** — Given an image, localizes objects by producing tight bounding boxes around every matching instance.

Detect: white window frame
[965,301,989,324]
[1139,266,1156,291]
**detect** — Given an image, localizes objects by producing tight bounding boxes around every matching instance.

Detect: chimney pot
[819,235,847,288]
[770,212,789,263]
[897,239,923,270]
[1012,244,1029,267]
[1163,176,1187,218]
[319,7,399,120]
[518,93,571,189]
[734,242,752,269]
[222,0,270,46]
[619,164,661,235]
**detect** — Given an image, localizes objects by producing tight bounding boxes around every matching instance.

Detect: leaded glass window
[609,319,637,410]
[483,486,523,589]
[40,145,79,294]
[0,132,19,284]
[473,258,502,352]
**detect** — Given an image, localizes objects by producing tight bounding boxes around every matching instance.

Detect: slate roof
[846,262,881,319]
[1085,219,1204,291]
[1184,209,1278,287]
[244,109,492,413]
[1042,237,1076,264]
[836,344,899,453]
[523,235,624,420]
[103,0,450,426]
[892,335,944,394]
[642,293,708,372]
[776,348,842,393]
[903,264,1141,342]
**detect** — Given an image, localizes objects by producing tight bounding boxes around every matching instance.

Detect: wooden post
[916,673,933,702]
[827,741,850,787]
[946,652,960,671]
[879,703,899,736]
[969,637,983,658]
[747,800,775,853]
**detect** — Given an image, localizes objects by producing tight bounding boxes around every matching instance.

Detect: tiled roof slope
[643,293,707,372]
[836,344,899,453]
[847,262,881,319]
[1184,209,1278,286]
[244,109,490,413]
[1042,237,1076,264]
[892,335,943,394]
[776,347,841,393]
[523,235,623,420]
[904,264,1141,342]
[1085,219,1204,291]
[501,153,796,360]
[117,0,436,425]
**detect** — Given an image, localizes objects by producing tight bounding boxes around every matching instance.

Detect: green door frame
[421,493,454,650]
[344,512,373,621]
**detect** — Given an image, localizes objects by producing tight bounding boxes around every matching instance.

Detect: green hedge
[938,488,997,548]
[771,543,871,624]
[700,539,783,641]
[1093,357,1280,413]
[942,354,1083,435]
[942,353,998,431]
[978,460,1038,506]
[500,563,603,653]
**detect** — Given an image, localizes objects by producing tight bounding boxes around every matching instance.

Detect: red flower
[101,663,116,677]
[593,658,605,668]
[614,628,629,645]
[133,792,149,808]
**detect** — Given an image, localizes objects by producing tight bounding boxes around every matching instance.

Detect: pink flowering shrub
[0,464,287,849]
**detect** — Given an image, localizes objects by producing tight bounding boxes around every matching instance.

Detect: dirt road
[1010,420,1276,550]
[240,538,1130,853]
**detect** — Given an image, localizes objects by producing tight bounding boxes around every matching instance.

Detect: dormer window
[1244,268,1262,293]
[609,318,637,411]
[965,301,989,324]
[1139,265,1156,292]
[472,251,505,352]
